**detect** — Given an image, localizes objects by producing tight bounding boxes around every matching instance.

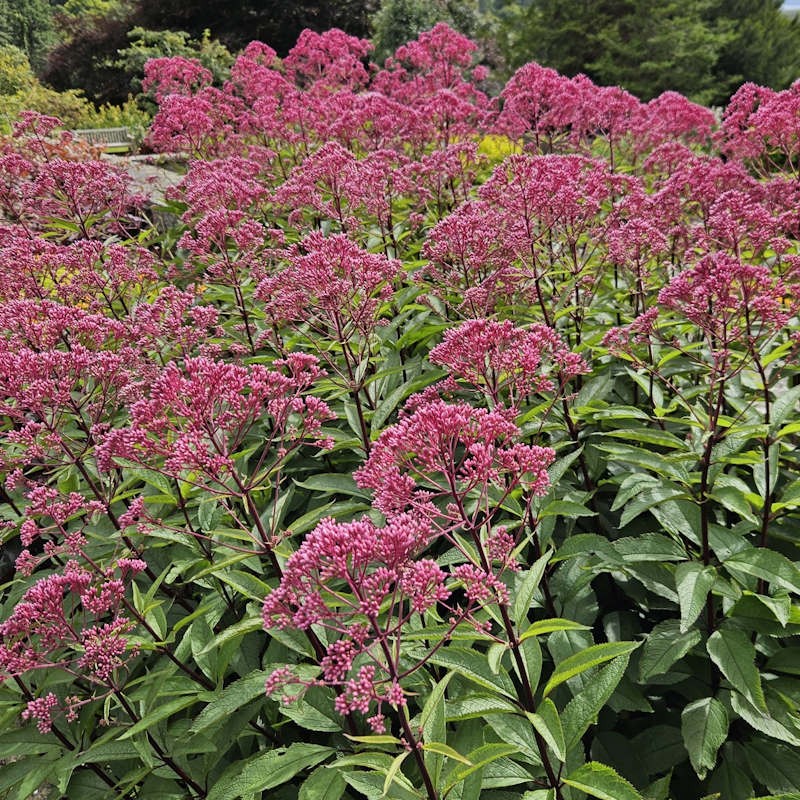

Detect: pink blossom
[453,564,510,605]
[429,318,587,406]
[256,232,401,343]
[22,693,59,734]
[284,28,373,92]
[97,356,334,483]
[354,399,554,517]
[77,618,133,680]
[632,91,715,155]
[142,56,213,102]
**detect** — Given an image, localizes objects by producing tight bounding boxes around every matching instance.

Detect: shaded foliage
[496,0,800,104]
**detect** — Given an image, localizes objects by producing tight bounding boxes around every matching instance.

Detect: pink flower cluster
[146,23,490,161]
[98,354,334,485]
[256,232,402,356]
[496,62,714,159]
[429,318,588,406]
[262,510,505,730]
[354,399,554,517]
[0,558,140,730]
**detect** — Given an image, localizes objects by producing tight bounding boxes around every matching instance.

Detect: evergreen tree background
[0,0,57,71]
[495,0,800,104]
[11,0,800,108]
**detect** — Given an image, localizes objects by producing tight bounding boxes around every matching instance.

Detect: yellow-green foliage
[478,133,523,162]
[1,85,92,131]
[0,43,151,136]
[75,96,151,131]
[0,44,35,95]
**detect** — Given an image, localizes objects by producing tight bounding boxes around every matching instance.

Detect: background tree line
[1,0,799,118]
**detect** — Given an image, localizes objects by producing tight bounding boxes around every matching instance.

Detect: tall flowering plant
[1,28,800,800]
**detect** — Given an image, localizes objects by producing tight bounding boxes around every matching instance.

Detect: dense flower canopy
[1,22,799,800]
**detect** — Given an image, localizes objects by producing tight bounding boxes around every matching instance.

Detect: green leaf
[1,758,58,800]
[208,743,333,800]
[744,739,800,794]
[485,713,539,755]
[766,646,800,676]
[553,533,619,563]
[299,766,346,800]
[340,770,421,800]
[421,672,453,784]
[730,692,800,746]
[707,756,753,800]
[753,442,780,498]
[519,618,591,642]
[371,373,434,432]
[617,486,688,528]
[681,697,728,779]
[539,499,596,518]
[576,371,613,408]
[605,428,685,449]
[651,500,701,545]
[543,641,640,697]
[421,671,453,740]
[287,500,369,536]
[331,753,396,771]
[190,669,270,733]
[118,695,198,740]
[707,629,766,711]
[594,442,689,483]
[611,533,687,563]
[675,562,716,633]
[710,485,758,524]
[428,648,516,698]
[591,406,652,421]
[774,479,800,512]
[561,654,631,747]
[769,383,800,435]
[446,696,519,721]
[421,742,472,765]
[69,739,141,766]
[729,591,792,628]
[515,634,543,690]
[293,473,370,498]
[640,620,701,680]
[547,447,586,485]
[750,796,800,800]
[488,641,506,674]
[643,772,673,800]
[279,698,341,732]
[216,569,272,603]
[630,727,684,777]
[383,751,411,796]
[527,698,566,762]
[442,743,519,795]
[723,548,800,595]
[513,549,553,627]
[197,496,220,530]
[563,761,643,800]
[344,734,403,746]
[611,473,663,512]
[198,616,262,655]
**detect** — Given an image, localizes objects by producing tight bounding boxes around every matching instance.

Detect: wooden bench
[70,127,133,153]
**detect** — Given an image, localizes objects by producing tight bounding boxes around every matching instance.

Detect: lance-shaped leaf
[707,629,766,711]
[561,654,631,747]
[563,761,643,800]
[527,698,566,762]
[681,697,728,779]
[724,548,800,595]
[675,562,716,632]
[543,641,640,698]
